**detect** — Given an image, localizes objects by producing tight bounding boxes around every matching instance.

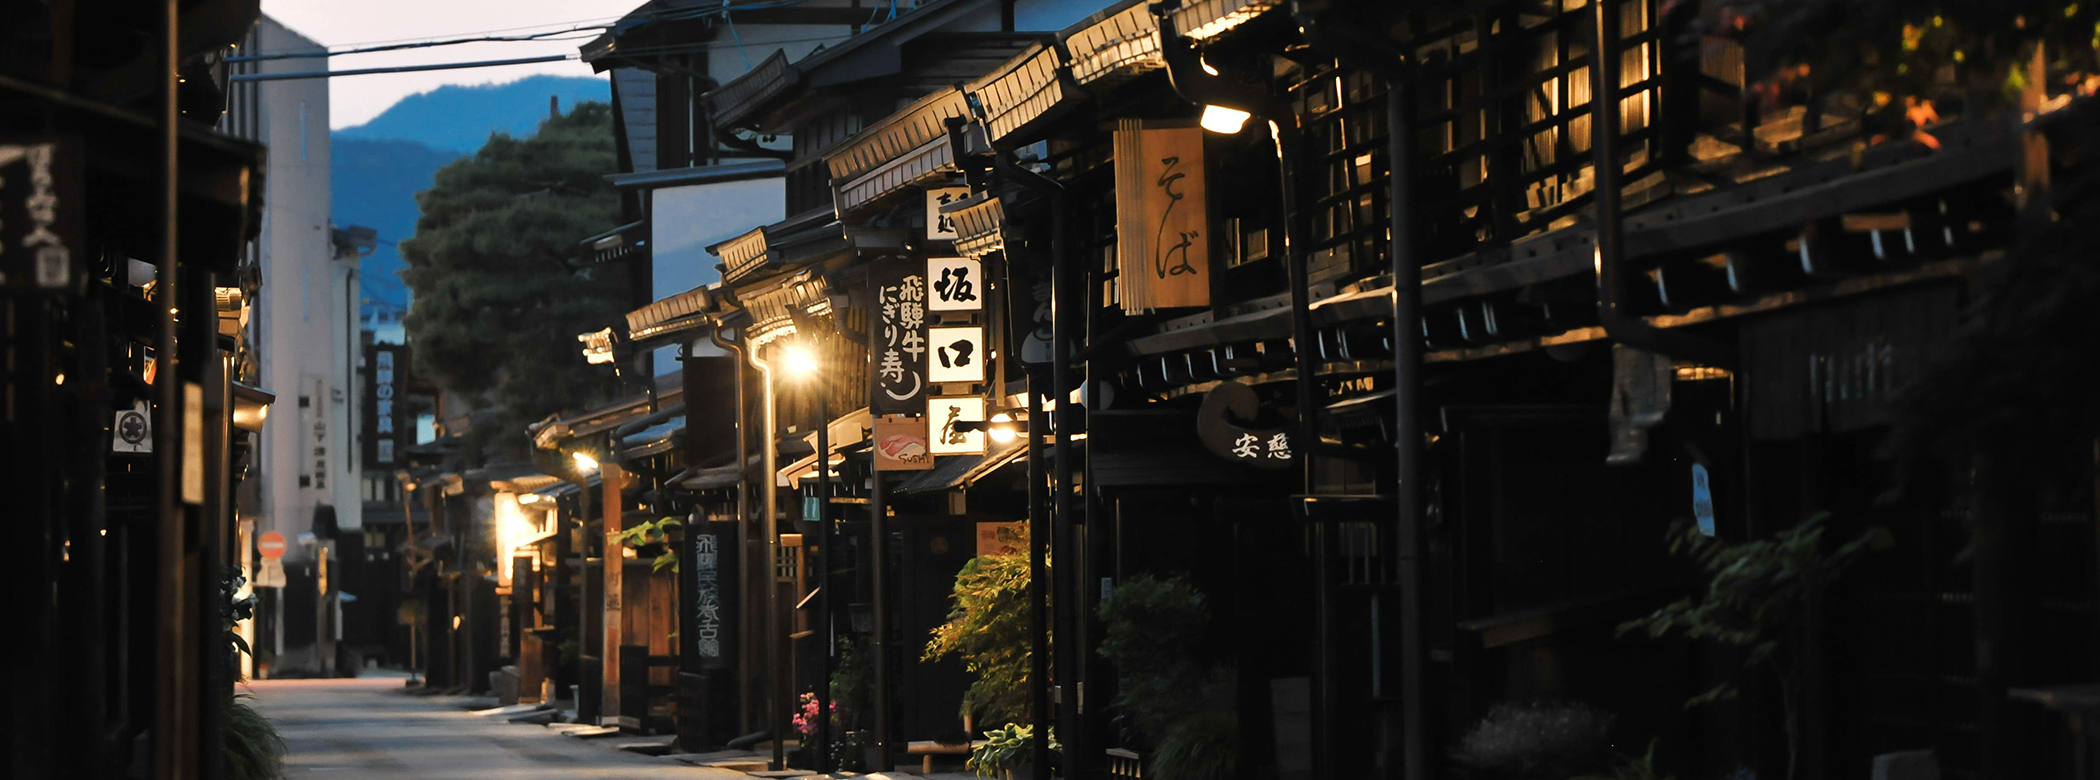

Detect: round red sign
[258,531,287,560]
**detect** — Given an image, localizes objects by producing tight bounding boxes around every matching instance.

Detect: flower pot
[1001,761,1034,780]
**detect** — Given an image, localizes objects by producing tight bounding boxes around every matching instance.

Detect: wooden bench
[906,740,985,774]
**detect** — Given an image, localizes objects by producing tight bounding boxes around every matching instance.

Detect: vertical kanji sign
[927,257,983,312]
[0,139,82,292]
[927,325,985,384]
[928,396,986,456]
[870,260,929,416]
[1114,120,1211,313]
[925,186,971,240]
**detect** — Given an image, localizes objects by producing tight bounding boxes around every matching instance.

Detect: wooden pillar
[601,463,629,725]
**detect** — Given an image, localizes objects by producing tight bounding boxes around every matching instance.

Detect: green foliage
[1148,708,1238,780]
[1097,574,1211,742]
[1693,0,2100,110]
[832,635,874,727]
[968,723,1058,778]
[1452,701,1614,777]
[222,566,256,660]
[924,533,1042,726]
[611,517,682,573]
[1097,574,1237,780]
[1618,514,1889,780]
[398,102,629,455]
[1573,740,1673,780]
[224,691,286,780]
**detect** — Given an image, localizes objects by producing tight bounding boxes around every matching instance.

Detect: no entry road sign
[258,531,286,560]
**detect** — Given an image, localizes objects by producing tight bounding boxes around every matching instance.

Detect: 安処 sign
[928,396,986,456]
[925,186,971,240]
[928,325,985,384]
[927,257,983,312]
[870,262,929,416]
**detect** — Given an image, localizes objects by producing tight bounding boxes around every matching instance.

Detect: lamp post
[782,342,831,773]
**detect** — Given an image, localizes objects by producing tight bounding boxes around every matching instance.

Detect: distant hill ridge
[334,75,611,153]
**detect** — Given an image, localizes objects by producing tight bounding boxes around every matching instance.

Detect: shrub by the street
[1617,514,1890,780]
[924,530,1040,726]
[1452,701,1614,778]
[1097,574,1236,780]
[224,691,285,780]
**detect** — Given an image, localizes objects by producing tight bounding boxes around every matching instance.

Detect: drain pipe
[1588,0,1734,367]
[959,117,1068,780]
[1291,6,1432,774]
[1155,7,1327,774]
[709,325,757,738]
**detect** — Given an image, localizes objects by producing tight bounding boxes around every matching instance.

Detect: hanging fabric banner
[869,259,930,416]
[1114,119,1211,313]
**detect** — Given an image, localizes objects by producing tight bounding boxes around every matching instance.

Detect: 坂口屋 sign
[870,261,930,416]
[926,257,983,312]
[927,325,985,384]
[928,396,986,456]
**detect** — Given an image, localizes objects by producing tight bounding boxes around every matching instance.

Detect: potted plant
[221,566,285,780]
[969,723,1058,780]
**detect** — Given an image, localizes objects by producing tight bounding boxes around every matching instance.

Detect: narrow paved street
[249,677,748,780]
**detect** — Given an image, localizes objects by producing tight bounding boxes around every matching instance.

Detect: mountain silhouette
[332,75,611,326]
[334,75,611,153]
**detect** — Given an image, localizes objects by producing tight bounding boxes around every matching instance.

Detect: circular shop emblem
[117,410,149,446]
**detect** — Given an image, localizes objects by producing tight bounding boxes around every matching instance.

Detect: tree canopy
[398,102,629,455]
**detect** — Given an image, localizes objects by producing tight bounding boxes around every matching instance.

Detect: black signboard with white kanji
[870,260,930,416]
[0,139,83,293]
[679,520,740,672]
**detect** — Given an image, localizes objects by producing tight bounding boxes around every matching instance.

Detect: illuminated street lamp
[781,338,836,774]
[570,450,599,472]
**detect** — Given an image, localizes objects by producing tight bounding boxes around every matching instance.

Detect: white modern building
[221,15,363,672]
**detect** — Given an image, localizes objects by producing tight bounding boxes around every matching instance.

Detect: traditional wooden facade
[509,1,2100,779]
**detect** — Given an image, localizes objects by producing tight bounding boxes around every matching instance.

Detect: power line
[227,29,607,63]
[228,55,578,83]
[232,0,819,62]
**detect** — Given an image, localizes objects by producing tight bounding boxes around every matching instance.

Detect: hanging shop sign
[362,343,408,469]
[1195,379,1294,469]
[113,400,152,454]
[928,395,986,456]
[926,256,983,312]
[1114,120,1211,313]
[0,139,82,292]
[928,325,986,384]
[977,521,1025,556]
[925,186,972,240]
[873,416,934,472]
[870,261,930,416]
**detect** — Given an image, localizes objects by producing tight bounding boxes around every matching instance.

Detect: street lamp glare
[988,412,1017,443]
[783,343,820,376]
[1200,104,1252,134]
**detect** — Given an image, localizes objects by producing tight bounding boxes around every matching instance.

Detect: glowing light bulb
[1201,104,1251,134]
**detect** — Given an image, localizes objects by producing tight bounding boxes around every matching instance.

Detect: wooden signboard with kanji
[1114,120,1210,313]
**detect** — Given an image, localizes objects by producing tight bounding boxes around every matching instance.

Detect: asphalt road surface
[248,676,748,780]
